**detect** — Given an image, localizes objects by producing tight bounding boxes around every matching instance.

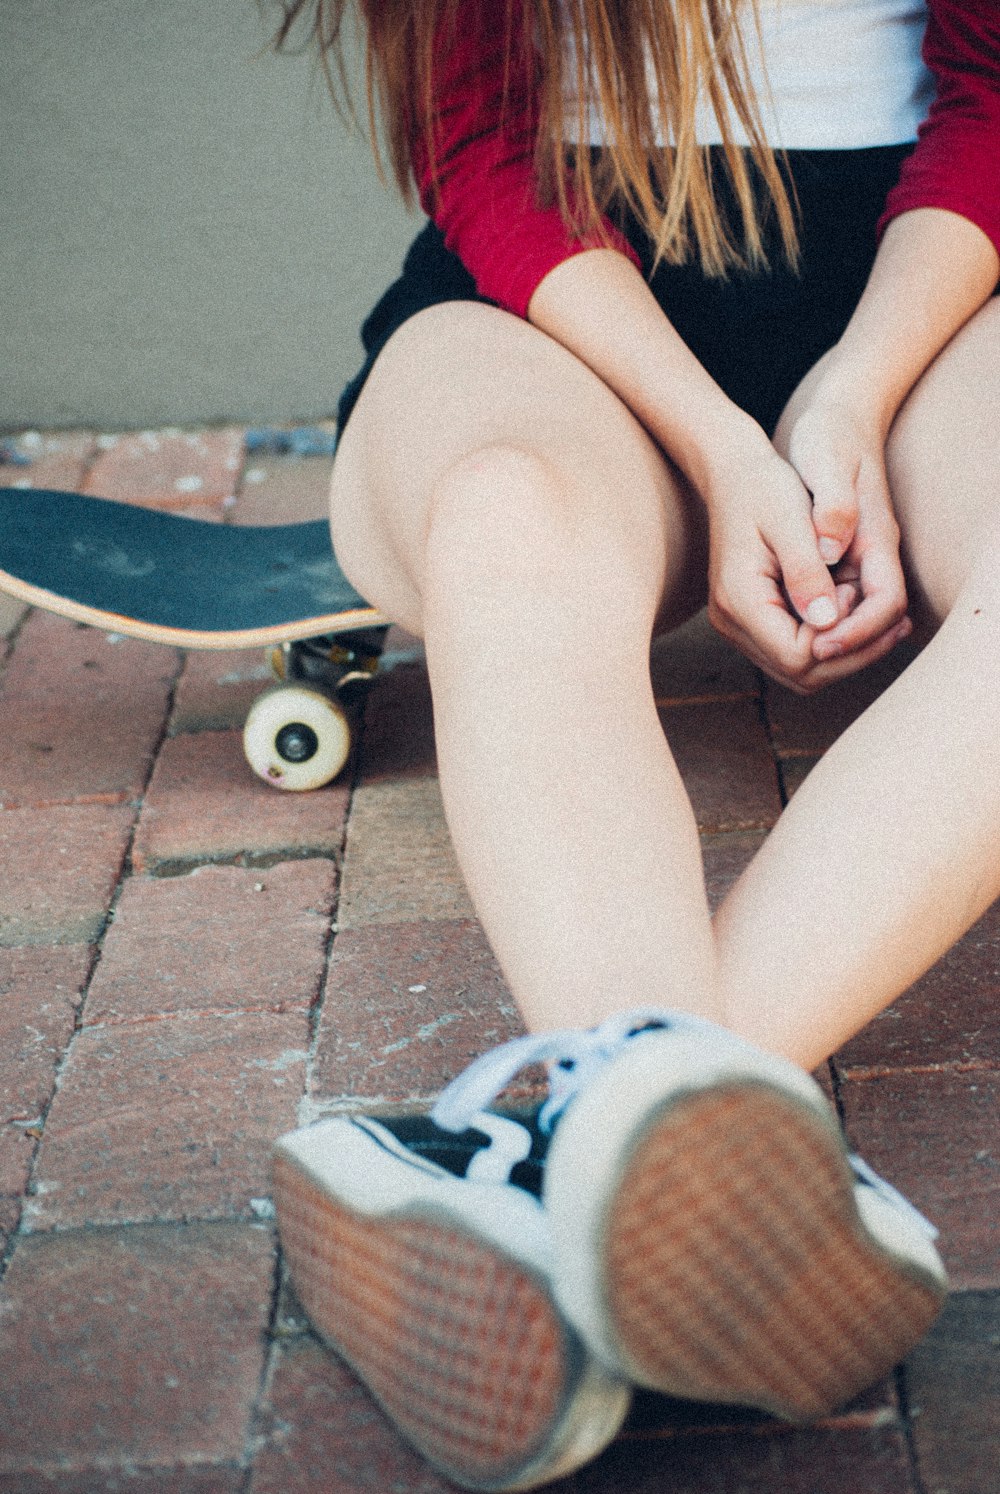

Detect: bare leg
[715,299,1000,1068]
[331,302,719,1030]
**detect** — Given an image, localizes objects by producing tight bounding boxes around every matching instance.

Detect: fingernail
[805,597,838,627]
[818,537,841,564]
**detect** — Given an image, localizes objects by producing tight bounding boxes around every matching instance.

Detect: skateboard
[0,486,390,790]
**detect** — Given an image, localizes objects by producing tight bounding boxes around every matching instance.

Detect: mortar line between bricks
[838,1058,1000,1080]
[653,689,759,708]
[8,646,186,1263]
[240,1244,287,1491]
[894,1362,933,1494]
[300,689,368,1096]
[0,599,32,670]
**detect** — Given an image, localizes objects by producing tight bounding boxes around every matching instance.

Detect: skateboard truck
[243,627,390,791]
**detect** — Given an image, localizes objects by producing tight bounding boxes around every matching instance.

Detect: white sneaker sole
[273,1119,631,1491]
[544,1032,948,1422]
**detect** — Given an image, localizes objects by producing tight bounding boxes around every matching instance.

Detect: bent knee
[421,442,666,625]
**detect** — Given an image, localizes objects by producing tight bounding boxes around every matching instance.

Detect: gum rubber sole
[603,1084,944,1421]
[274,1149,579,1491]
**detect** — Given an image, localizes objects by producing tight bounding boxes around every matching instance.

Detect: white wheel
[243,685,351,791]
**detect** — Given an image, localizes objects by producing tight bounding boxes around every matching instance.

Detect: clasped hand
[705,395,911,694]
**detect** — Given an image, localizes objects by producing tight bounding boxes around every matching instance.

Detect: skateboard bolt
[275,722,320,764]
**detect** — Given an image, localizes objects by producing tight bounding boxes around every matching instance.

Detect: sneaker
[433,1008,949,1424]
[273,1109,632,1492]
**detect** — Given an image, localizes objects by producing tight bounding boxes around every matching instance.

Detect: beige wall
[0,0,419,430]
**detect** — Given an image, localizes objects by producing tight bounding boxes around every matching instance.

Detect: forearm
[807,209,999,437]
[527,248,768,497]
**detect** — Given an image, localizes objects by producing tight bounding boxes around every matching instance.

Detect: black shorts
[336,144,912,440]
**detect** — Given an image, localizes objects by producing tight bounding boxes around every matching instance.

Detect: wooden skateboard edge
[0,568,388,651]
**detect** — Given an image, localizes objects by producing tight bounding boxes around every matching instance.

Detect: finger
[835,581,859,618]
[711,573,818,685]
[803,615,912,686]
[812,535,907,659]
[767,508,841,630]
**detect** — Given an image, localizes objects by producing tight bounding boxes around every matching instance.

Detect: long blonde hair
[272,0,799,277]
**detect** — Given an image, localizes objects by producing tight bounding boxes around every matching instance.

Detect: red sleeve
[879,0,1000,255]
[412,1,641,318]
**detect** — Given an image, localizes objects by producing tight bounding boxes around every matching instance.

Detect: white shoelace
[431,1006,712,1137]
[430,1006,939,1239]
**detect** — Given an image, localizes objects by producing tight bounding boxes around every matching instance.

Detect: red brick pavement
[0,428,996,1491]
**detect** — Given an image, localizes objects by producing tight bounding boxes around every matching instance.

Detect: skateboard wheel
[243,685,351,791]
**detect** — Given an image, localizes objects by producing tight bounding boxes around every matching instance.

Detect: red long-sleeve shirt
[414,0,1000,318]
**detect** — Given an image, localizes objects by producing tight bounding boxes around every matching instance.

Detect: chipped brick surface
[338,778,475,930]
[29,1011,309,1227]
[0,613,175,807]
[0,946,91,1194]
[0,1222,273,1472]
[250,1337,454,1494]
[0,803,134,946]
[839,1069,1000,1290]
[132,731,347,872]
[86,861,335,1024]
[659,698,783,832]
[83,428,243,511]
[312,919,521,1106]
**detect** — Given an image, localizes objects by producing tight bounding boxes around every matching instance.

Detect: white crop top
[570,0,935,150]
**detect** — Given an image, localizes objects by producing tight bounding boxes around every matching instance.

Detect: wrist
[803,346,900,443]
[677,414,775,508]
[642,384,770,500]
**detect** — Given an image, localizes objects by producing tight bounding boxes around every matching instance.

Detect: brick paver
[0,1471,244,1494]
[250,1337,453,1494]
[0,946,91,1197]
[0,430,96,493]
[170,648,275,734]
[0,422,994,1491]
[29,1010,309,1228]
[0,1222,273,1474]
[85,860,336,1023]
[229,447,334,527]
[650,608,759,702]
[132,730,348,873]
[904,1292,1000,1494]
[0,803,134,946]
[338,777,475,929]
[839,1068,1000,1290]
[83,428,244,513]
[0,612,176,808]
[311,919,523,1108]
[658,697,783,832]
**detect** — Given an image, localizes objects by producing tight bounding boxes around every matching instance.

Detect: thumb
[772,507,841,629]
[801,455,861,567]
